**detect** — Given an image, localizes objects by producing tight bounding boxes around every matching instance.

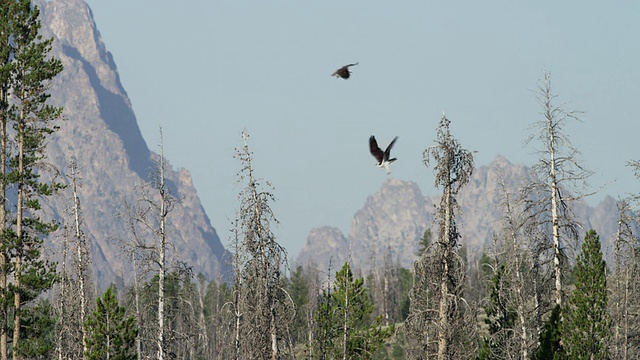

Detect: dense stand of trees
[1,3,640,360]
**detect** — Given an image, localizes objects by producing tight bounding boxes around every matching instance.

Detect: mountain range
[32,0,625,290]
[296,155,621,273]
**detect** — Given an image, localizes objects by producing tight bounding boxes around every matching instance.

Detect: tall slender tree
[609,199,639,359]
[481,178,552,359]
[123,128,177,360]
[560,230,610,359]
[231,130,294,359]
[406,114,475,359]
[3,1,63,358]
[524,72,592,307]
[54,160,94,360]
[0,3,13,357]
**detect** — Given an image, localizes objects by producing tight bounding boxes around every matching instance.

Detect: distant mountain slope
[296,155,620,272]
[35,0,227,288]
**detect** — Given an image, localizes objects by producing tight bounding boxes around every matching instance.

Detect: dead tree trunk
[406,114,475,359]
[524,72,592,308]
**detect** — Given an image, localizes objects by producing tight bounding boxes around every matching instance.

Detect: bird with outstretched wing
[369,135,398,174]
[332,62,359,79]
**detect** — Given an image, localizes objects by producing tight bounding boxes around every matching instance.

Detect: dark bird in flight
[369,135,398,174]
[332,62,359,79]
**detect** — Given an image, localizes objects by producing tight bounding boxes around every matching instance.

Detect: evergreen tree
[287,266,310,348]
[0,3,12,355]
[560,230,610,359]
[84,286,138,360]
[478,264,518,360]
[416,228,432,257]
[311,262,393,360]
[2,1,63,358]
[15,299,55,359]
[535,305,563,360]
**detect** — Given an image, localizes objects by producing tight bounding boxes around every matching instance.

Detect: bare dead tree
[51,159,96,360]
[523,72,593,307]
[480,174,556,359]
[608,199,640,359]
[122,128,187,360]
[69,160,92,358]
[230,130,294,360]
[406,114,476,359]
[366,246,405,328]
[497,182,537,359]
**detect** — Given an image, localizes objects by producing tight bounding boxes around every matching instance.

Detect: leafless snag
[609,199,640,358]
[229,130,294,360]
[406,114,476,359]
[121,128,191,360]
[54,159,95,360]
[523,72,593,307]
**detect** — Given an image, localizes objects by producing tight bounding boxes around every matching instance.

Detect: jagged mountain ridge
[296,155,620,272]
[33,0,226,288]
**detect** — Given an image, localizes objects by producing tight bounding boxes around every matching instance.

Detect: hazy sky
[82,1,639,260]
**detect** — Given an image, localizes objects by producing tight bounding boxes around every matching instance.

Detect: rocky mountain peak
[297,156,621,273]
[31,0,227,289]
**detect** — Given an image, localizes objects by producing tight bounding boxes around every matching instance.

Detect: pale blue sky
[83,1,639,260]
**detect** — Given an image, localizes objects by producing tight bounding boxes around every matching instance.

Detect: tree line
[2,1,640,359]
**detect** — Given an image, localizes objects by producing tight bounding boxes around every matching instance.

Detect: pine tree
[311,262,393,360]
[0,3,12,356]
[478,264,518,359]
[535,305,563,360]
[416,228,432,257]
[15,299,55,359]
[84,286,138,360]
[560,230,610,359]
[287,266,310,349]
[3,2,63,358]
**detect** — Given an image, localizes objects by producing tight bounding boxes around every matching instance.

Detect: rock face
[34,0,226,288]
[296,155,621,273]
[296,227,349,271]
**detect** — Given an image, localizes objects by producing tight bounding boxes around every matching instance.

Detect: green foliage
[85,285,138,360]
[287,266,310,346]
[560,230,610,359]
[14,299,56,358]
[478,264,518,360]
[0,0,63,354]
[312,262,394,359]
[535,305,564,360]
[416,228,432,256]
[397,267,412,322]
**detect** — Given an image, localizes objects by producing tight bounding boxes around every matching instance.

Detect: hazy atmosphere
[83,1,640,259]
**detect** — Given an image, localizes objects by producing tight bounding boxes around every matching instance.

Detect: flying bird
[369,135,398,174]
[332,62,359,79]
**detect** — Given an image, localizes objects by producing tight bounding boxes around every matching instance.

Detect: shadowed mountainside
[35,0,227,289]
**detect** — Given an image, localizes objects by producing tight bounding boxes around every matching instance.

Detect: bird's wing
[384,136,399,160]
[332,63,358,78]
[369,136,384,163]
